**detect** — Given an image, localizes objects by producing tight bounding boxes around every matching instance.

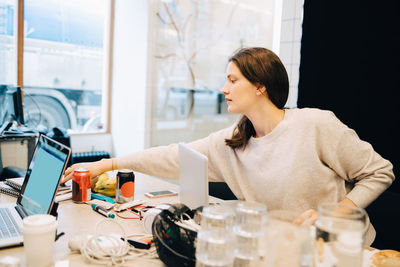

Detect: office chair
[0,165,26,181]
[208,182,237,200]
[0,133,36,181]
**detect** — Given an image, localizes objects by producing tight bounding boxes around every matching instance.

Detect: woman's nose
[221,82,229,95]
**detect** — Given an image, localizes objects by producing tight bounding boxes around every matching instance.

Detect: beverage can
[72,168,91,203]
[116,169,135,203]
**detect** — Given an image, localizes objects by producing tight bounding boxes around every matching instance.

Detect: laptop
[0,134,71,248]
[178,143,208,210]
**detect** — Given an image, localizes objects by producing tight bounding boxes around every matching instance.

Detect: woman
[63,47,394,245]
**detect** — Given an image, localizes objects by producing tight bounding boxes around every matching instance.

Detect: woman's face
[221,62,260,115]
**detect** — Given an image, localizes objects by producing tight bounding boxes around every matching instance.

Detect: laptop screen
[18,135,70,215]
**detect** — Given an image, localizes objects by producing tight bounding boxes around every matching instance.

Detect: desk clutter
[72,197,400,267]
[2,169,400,266]
[150,203,400,267]
[0,177,72,202]
[67,219,158,265]
[0,181,20,198]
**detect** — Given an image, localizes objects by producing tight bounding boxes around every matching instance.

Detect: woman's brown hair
[225,47,289,150]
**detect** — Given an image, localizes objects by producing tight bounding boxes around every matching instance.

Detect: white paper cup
[22,214,58,267]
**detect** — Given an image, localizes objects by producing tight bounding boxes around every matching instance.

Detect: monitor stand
[0,121,36,135]
[0,121,13,135]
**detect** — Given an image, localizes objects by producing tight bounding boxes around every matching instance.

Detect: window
[149,0,278,145]
[0,0,112,133]
[0,0,16,85]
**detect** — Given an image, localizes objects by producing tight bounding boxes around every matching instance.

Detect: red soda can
[72,168,91,203]
[116,169,135,203]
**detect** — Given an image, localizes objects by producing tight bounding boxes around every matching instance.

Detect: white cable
[142,208,162,234]
[181,212,192,221]
[142,204,171,234]
[79,219,158,266]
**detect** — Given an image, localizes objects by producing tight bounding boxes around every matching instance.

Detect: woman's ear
[256,84,266,95]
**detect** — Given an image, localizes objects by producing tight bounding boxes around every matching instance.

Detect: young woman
[63,47,394,245]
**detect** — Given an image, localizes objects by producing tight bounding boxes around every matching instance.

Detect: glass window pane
[150,0,277,146]
[23,0,108,133]
[0,0,16,85]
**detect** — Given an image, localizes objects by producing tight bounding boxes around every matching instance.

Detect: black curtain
[298,0,400,193]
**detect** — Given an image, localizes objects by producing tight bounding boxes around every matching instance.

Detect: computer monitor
[9,86,25,125]
[0,85,25,126]
[0,85,7,126]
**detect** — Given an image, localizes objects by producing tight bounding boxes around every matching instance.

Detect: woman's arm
[62,125,234,184]
[62,144,180,184]
[62,158,115,183]
[339,197,357,207]
[319,111,395,208]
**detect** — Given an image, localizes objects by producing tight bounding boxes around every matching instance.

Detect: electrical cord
[79,219,158,266]
[23,92,42,128]
[115,205,154,220]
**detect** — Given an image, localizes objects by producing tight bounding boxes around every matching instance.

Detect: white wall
[110,0,150,157]
[70,134,113,153]
[279,0,304,108]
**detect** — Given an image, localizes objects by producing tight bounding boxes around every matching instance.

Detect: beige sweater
[116,108,394,243]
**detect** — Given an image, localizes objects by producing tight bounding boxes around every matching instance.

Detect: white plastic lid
[22,214,57,234]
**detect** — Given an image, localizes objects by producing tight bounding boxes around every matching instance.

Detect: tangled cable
[79,219,158,266]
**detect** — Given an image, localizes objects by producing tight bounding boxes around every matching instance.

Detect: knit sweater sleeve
[317,111,395,208]
[115,143,180,180]
[114,126,234,181]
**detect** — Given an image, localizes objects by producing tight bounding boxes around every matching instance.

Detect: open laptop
[178,143,208,210]
[0,134,71,248]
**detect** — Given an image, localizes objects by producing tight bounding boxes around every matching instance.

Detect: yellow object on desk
[370,249,400,267]
[92,172,116,197]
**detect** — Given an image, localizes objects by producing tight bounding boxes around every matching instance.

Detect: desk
[0,174,378,267]
[0,173,220,267]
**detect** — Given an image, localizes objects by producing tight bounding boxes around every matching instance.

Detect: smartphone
[144,190,178,198]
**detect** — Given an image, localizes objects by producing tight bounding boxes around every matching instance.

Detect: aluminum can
[72,168,91,203]
[116,169,135,203]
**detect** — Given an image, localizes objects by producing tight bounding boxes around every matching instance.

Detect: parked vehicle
[0,1,105,132]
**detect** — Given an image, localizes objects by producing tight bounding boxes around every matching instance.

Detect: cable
[79,219,158,266]
[181,212,192,221]
[142,204,171,234]
[115,212,140,220]
[115,205,153,220]
[128,208,143,219]
[23,92,42,128]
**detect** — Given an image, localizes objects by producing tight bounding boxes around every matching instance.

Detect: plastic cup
[200,204,235,231]
[196,204,236,267]
[263,210,314,267]
[233,201,267,265]
[22,214,57,267]
[315,203,367,267]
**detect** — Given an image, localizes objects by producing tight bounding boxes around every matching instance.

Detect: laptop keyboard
[0,207,22,238]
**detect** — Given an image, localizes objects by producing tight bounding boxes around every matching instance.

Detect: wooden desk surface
[0,174,377,267]
[0,173,204,267]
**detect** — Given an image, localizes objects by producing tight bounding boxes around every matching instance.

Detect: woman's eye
[230,79,236,83]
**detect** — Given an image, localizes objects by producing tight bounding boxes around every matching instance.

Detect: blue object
[91,192,115,204]
[91,203,115,219]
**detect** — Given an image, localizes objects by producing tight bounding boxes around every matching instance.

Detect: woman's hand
[293,199,357,226]
[293,209,318,225]
[62,159,112,184]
